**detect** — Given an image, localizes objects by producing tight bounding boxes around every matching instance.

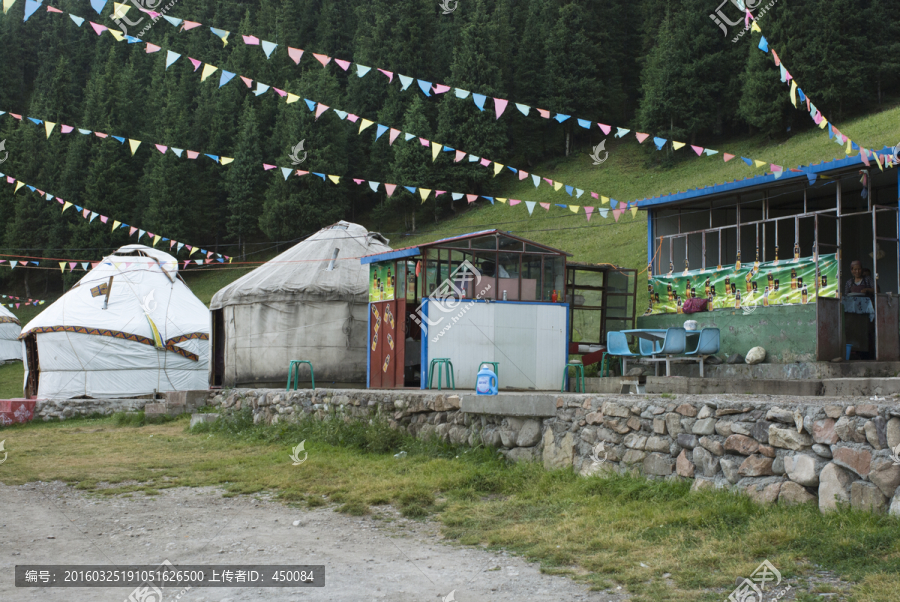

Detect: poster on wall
[644,254,838,315]
[368,263,395,302]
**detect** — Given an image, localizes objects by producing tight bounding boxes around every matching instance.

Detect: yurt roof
[210,221,390,309]
[21,244,208,344]
[0,304,17,321]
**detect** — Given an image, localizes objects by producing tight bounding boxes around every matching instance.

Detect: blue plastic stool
[428,358,455,390]
[287,360,315,390]
[561,361,585,392]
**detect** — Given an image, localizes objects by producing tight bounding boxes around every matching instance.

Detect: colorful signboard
[369,263,395,302]
[644,254,838,315]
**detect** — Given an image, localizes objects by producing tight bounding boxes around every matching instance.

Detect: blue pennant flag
[653,137,667,150]
[23,0,41,22]
[312,172,327,181]
[758,36,768,53]
[304,99,317,112]
[219,70,236,88]
[577,119,591,129]
[553,114,571,123]
[741,157,753,166]
[472,93,487,111]
[565,185,574,196]
[375,124,389,140]
[416,80,432,96]
[403,186,417,195]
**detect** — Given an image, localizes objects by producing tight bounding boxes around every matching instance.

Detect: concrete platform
[585,375,900,397]
[660,360,900,380]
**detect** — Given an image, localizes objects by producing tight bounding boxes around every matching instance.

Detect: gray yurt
[209,221,390,387]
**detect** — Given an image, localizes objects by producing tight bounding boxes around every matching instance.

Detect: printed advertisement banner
[369,263,395,302]
[644,254,838,315]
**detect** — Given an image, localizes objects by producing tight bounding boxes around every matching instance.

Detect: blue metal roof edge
[360,247,421,264]
[634,146,895,210]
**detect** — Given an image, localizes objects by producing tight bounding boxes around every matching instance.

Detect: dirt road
[0,482,627,602]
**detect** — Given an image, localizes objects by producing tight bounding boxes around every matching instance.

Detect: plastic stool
[599,353,623,378]
[478,361,499,379]
[428,358,455,390]
[561,362,585,393]
[287,360,315,390]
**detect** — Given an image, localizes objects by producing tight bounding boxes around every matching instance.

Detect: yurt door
[210,309,225,387]
[23,334,39,399]
[369,299,405,389]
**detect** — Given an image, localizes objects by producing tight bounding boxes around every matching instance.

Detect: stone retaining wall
[34,397,149,421]
[208,388,900,515]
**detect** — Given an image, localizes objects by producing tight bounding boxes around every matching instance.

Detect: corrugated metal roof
[361,229,571,264]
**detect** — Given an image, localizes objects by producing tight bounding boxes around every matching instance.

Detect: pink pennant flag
[385,184,397,197]
[454,150,466,162]
[312,53,331,67]
[146,43,161,53]
[189,57,202,71]
[419,138,430,147]
[770,164,783,172]
[92,262,100,268]
[242,35,260,45]
[182,21,201,30]
[377,68,394,82]
[82,208,90,218]
[100,216,108,224]
[185,245,192,251]
[36,189,44,196]
[585,207,594,222]
[240,76,252,88]
[597,123,611,135]
[613,208,622,222]
[57,197,64,204]
[479,158,491,167]
[543,177,553,186]
[494,98,508,119]
[145,11,160,18]
[314,104,330,120]
[334,59,351,71]
[691,145,704,156]
[60,124,73,134]
[591,192,599,199]
[46,5,63,12]
[540,203,550,211]
[466,194,478,204]
[433,84,451,94]
[510,200,521,206]
[353,178,365,185]
[94,132,108,138]
[347,114,359,123]
[295,170,309,176]
[435,190,446,197]
[518,170,528,181]
[784,69,792,82]
[389,128,401,145]
[772,49,780,66]
[130,226,138,235]
[288,47,303,64]
[155,144,168,154]
[723,153,735,162]
[859,149,871,166]
[89,22,108,35]
[187,150,199,159]
[184,260,190,268]
[147,232,155,239]
[273,88,287,97]
[9,113,21,120]
[635,132,649,143]
[6,176,14,183]
[263,164,276,171]
[537,109,550,119]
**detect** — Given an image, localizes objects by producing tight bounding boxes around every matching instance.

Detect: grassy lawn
[1,411,898,601]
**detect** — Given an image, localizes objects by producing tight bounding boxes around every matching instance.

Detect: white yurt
[19,245,210,398]
[0,304,22,361]
[209,221,390,387]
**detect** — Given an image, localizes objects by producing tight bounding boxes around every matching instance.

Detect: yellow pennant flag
[554,182,563,191]
[44,121,56,138]
[152,235,161,247]
[189,247,198,256]
[220,157,234,165]
[846,140,854,155]
[59,262,66,273]
[62,201,72,212]
[631,206,639,218]
[286,93,300,104]
[328,175,340,184]
[750,21,761,33]
[419,188,431,203]
[672,141,686,150]
[874,152,884,172]
[818,119,828,130]
[112,220,121,231]
[754,160,766,168]
[200,64,218,82]
[2,0,15,14]
[601,196,610,205]
[789,81,798,107]
[112,2,131,19]
[569,205,579,214]
[358,119,374,134]
[431,142,441,162]
[14,181,24,193]
[493,162,504,176]
[129,139,141,155]
[108,29,126,42]
[496,198,507,204]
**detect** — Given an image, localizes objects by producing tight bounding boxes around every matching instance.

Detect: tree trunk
[24,269,31,298]
[411,211,416,233]
[565,130,570,157]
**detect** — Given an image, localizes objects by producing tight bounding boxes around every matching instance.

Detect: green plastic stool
[287,360,315,390]
[599,353,623,378]
[428,358,455,390]
[478,361,499,379]
[561,361,585,393]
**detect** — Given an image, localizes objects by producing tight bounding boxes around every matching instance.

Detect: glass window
[497,252,521,300]
[470,235,498,250]
[543,256,565,301]
[521,255,543,301]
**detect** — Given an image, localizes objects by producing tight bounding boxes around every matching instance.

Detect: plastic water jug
[476,367,498,395]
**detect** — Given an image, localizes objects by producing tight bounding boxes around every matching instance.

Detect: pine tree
[225,100,264,259]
